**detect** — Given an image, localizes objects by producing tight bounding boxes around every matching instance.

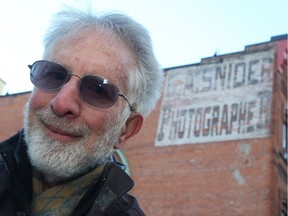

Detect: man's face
[24,31,137,181]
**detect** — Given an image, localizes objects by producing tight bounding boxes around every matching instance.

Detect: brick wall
[0,92,30,141]
[125,100,278,215]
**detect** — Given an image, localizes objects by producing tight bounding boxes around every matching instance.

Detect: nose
[50,78,81,118]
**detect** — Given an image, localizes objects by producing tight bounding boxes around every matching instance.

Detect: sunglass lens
[30,61,68,90]
[80,76,119,108]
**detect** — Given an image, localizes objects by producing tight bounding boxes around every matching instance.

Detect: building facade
[0,35,287,216]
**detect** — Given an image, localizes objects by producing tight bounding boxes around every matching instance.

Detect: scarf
[31,165,104,216]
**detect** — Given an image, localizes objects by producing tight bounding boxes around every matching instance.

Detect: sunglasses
[28,60,134,111]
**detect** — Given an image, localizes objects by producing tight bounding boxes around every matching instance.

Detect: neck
[41,173,65,189]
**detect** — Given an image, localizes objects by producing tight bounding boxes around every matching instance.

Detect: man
[0,6,162,216]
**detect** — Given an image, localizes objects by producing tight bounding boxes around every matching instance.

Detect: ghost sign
[156,49,274,146]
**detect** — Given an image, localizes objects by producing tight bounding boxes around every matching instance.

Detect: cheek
[87,115,107,135]
[84,112,115,146]
[29,89,53,111]
[26,90,53,128]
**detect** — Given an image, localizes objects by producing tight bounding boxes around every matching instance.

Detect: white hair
[43,6,163,116]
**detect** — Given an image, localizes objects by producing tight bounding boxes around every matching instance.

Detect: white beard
[23,103,124,183]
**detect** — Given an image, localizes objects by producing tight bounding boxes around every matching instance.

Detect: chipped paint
[240,143,251,156]
[233,169,247,185]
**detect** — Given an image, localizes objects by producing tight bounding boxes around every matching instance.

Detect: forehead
[44,30,137,85]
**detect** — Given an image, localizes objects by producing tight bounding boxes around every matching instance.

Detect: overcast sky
[0,0,287,94]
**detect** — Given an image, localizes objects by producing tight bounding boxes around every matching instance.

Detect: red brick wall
[0,92,30,141]
[125,100,277,215]
[270,42,287,216]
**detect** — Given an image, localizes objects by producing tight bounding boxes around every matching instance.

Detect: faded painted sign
[156,49,274,146]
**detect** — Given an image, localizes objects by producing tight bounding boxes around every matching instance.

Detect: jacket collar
[86,162,134,215]
[0,129,32,213]
[72,161,135,216]
[15,129,32,199]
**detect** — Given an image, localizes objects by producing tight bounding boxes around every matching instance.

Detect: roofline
[0,78,6,84]
[270,34,288,41]
[0,91,32,98]
[164,34,287,71]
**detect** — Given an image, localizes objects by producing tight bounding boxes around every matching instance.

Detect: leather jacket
[0,130,145,216]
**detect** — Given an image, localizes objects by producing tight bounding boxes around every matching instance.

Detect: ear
[114,113,144,149]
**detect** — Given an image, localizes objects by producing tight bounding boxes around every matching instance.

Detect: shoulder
[0,130,22,152]
[0,135,19,215]
[106,193,145,216]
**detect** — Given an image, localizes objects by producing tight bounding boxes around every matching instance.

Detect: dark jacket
[0,130,145,216]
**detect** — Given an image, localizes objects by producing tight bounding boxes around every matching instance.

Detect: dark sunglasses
[28,60,134,111]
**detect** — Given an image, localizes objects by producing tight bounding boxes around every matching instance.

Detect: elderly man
[0,6,162,216]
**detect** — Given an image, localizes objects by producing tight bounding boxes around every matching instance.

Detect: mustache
[36,108,90,136]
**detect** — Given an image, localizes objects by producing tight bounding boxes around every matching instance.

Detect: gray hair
[43,7,163,117]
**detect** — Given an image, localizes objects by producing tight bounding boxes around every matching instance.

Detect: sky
[0,0,287,94]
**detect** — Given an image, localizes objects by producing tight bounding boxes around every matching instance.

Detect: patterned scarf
[31,165,104,216]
